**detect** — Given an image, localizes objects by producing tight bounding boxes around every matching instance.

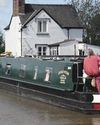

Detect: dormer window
[37,20,47,33]
[35,17,51,35]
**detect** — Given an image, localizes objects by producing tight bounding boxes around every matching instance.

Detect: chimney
[13,0,25,16]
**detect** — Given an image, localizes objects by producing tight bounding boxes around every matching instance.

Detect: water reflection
[92,118,100,125]
[0,90,100,125]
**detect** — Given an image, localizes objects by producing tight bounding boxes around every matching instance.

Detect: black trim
[35,44,48,48]
[4,16,13,30]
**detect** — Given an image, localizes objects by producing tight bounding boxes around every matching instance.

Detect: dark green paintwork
[0,57,76,91]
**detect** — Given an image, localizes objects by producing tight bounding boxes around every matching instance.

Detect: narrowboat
[0,56,100,114]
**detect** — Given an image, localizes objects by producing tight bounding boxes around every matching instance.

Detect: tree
[0,31,5,53]
[65,0,100,45]
[90,14,100,46]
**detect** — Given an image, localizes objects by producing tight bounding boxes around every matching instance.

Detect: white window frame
[37,45,47,56]
[50,47,58,56]
[37,20,48,34]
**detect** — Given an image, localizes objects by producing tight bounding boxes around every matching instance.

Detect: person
[96,55,100,92]
[83,49,100,92]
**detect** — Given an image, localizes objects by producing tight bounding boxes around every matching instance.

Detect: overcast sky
[0,0,69,32]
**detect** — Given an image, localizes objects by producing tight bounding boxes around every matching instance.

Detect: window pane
[43,21,47,32]
[38,21,42,32]
[43,47,46,52]
[38,47,41,51]
[51,47,58,56]
[38,47,41,56]
[43,47,46,55]
[37,46,47,56]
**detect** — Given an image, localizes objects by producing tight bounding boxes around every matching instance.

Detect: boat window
[44,67,52,82]
[5,64,11,75]
[19,64,26,78]
[33,66,38,80]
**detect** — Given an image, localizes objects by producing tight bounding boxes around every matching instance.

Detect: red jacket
[84,55,100,77]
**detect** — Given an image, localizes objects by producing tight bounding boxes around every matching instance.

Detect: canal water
[0,90,100,125]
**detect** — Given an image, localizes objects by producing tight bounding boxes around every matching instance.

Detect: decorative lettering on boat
[44,67,53,82]
[19,64,26,78]
[58,70,69,84]
[33,66,38,80]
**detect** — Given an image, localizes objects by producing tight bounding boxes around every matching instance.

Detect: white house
[4,0,84,57]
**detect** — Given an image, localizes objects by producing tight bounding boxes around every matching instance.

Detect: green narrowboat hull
[0,57,75,91]
[0,56,100,114]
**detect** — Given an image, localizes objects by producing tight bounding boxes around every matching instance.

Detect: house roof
[48,39,76,46]
[5,4,83,30]
[22,4,83,28]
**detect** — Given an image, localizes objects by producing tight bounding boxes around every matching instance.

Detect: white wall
[59,41,100,55]
[5,16,21,56]
[22,10,68,56]
[69,29,83,41]
[59,40,79,55]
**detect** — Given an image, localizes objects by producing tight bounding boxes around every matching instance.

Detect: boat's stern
[92,94,100,110]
